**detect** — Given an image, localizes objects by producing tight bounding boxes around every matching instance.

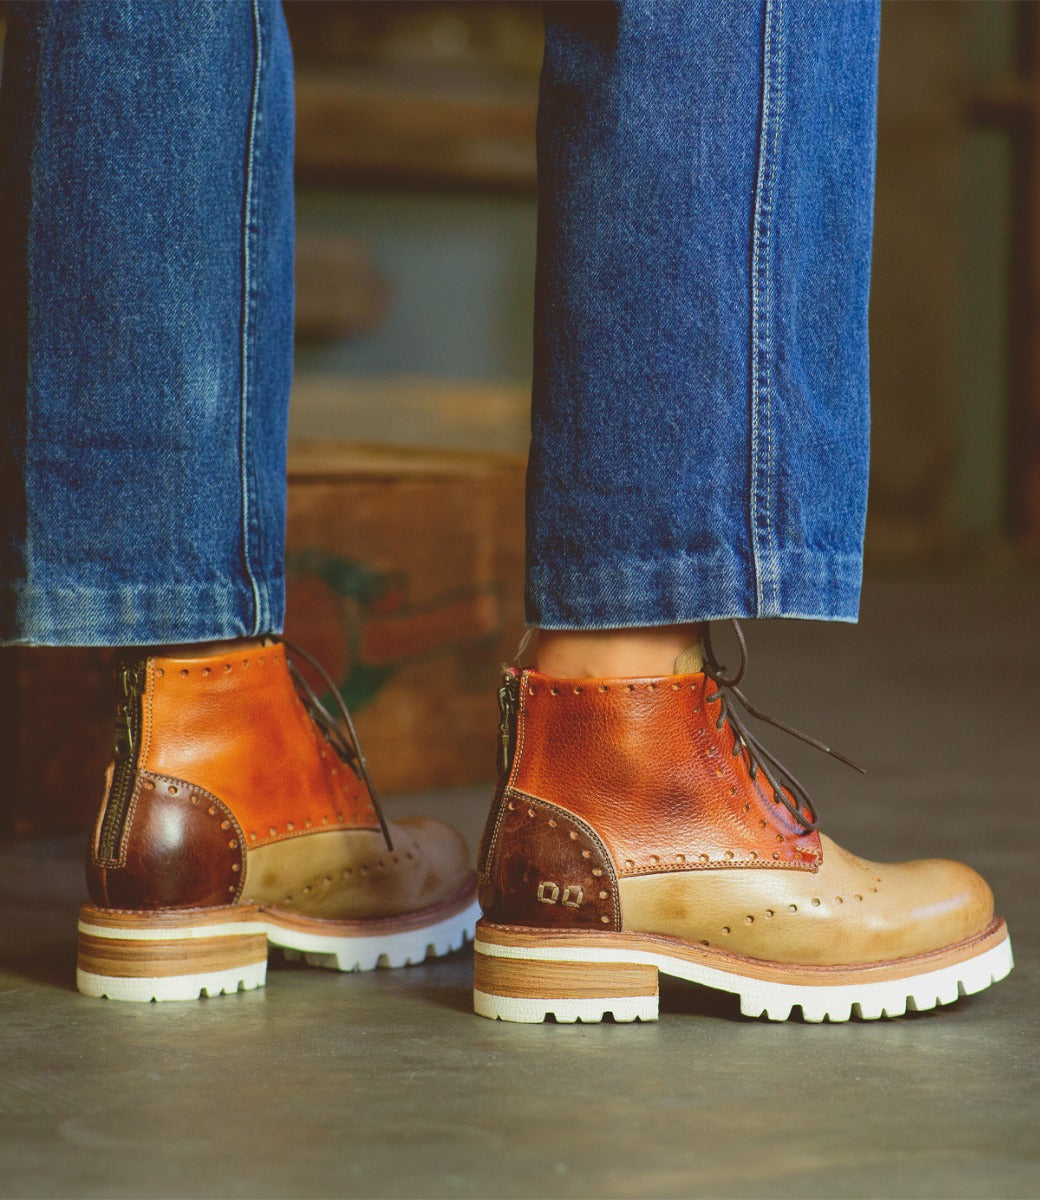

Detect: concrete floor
[0,574,1037,1199]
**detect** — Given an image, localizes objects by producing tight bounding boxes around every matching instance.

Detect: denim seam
[750,0,785,617]
[21,9,51,593]
[765,0,785,615]
[239,0,265,635]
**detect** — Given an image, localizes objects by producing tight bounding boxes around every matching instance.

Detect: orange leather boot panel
[508,670,821,874]
[139,643,380,845]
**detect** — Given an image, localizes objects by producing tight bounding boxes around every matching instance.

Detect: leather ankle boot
[475,639,1012,1023]
[77,641,478,1001]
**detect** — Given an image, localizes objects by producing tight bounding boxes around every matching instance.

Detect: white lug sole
[473,918,1013,1024]
[77,889,480,1003]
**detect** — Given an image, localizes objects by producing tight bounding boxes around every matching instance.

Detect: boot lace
[281,638,393,852]
[702,620,865,834]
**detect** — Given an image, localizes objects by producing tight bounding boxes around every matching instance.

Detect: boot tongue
[672,642,704,675]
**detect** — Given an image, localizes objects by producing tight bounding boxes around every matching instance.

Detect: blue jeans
[0,0,293,645]
[0,0,879,647]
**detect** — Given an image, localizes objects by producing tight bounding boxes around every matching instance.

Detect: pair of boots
[77,636,1011,1021]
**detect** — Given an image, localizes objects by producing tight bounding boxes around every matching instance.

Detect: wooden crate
[284,442,525,793]
[3,441,525,835]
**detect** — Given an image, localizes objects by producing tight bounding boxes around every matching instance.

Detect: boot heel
[473,925,659,1024]
[76,903,268,1002]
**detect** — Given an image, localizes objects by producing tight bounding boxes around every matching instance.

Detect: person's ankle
[533,623,704,679]
[138,636,270,659]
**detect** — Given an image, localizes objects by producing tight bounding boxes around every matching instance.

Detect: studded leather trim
[87,771,247,910]
[478,790,621,931]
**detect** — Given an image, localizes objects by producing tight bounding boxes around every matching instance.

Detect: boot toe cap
[395,816,474,908]
[898,857,995,952]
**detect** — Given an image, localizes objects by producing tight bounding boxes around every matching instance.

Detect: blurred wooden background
[284,0,1040,559]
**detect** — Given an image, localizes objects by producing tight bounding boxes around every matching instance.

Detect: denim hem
[526,547,862,629]
[0,577,284,646]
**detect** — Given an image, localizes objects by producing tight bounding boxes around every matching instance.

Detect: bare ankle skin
[148,637,269,657]
[534,623,704,679]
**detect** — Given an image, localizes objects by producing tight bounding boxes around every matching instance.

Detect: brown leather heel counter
[477,792,621,931]
[87,771,246,910]
[476,780,508,883]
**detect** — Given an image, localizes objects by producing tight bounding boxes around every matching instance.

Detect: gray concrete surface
[0,575,1037,1199]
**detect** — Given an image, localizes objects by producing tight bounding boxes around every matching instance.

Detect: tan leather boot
[77,641,478,1001]
[475,643,1012,1023]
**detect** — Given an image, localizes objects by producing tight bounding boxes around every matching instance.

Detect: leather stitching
[140,658,155,771]
[503,790,622,930]
[619,859,816,877]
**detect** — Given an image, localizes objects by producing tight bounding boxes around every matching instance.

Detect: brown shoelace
[702,620,865,834]
[282,638,394,852]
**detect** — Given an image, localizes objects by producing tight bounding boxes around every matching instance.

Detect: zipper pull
[113,661,144,759]
[497,668,520,777]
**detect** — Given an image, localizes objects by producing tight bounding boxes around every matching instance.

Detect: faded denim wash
[527,0,880,627]
[0,0,293,645]
[0,0,878,645]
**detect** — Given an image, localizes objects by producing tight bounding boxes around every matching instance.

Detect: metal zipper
[497,669,520,778]
[96,659,146,863]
